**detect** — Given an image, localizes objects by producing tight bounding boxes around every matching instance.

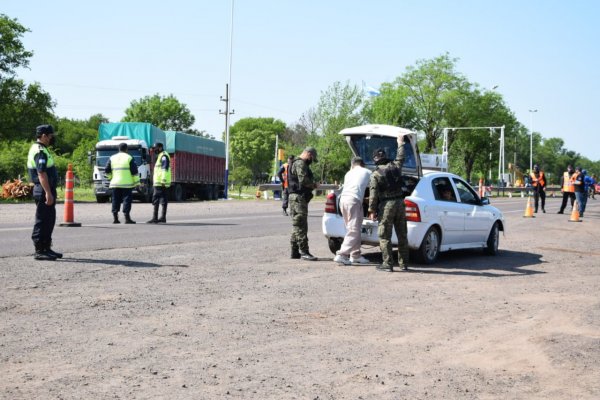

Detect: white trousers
[337,196,364,258]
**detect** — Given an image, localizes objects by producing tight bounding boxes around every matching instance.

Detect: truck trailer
[93,123,165,203]
[165,130,225,201]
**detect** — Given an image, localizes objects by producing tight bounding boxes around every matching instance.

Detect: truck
[165,130,226,201]
[92,123,226,203]
[93,122,165,203]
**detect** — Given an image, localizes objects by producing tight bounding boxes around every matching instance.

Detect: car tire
[484,221,500,255]
[327,237,343,254]
[416,226,440,264]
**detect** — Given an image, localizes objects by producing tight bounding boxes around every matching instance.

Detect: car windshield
[350,135,417,170]
[96,149,143,167]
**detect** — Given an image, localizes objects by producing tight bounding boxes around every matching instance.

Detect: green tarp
[165,131,225,157]
[98,122,165,146]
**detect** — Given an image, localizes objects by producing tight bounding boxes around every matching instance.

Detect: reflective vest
[109,152,138,189]
[282,163,289,188]
[530,171,545,188]
[27,142,57,186]
[562,171,575,192]
[153,151,172,187]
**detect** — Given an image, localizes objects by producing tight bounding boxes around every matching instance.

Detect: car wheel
[484,221,500,255]
[416,226,440,264]
[328,237,343,254]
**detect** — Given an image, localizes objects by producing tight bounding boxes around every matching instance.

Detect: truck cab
[92,136,153,203]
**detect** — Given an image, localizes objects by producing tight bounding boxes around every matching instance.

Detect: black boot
[300,251,317,261]
[146,205,159,224]
[124,213,136,224]
[33,242,56,261]
[157,205,167,223]
[45,241,63,259]
[113,212,120,224]
[291,244,301,259]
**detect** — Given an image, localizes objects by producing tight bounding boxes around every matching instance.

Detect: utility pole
[220,84,234,198]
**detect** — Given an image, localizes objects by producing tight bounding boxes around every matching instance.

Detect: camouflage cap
[304,146,318,162]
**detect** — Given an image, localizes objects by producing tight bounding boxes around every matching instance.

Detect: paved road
[0,196,588,259]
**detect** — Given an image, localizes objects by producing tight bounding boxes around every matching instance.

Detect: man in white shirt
[334,156,372,265]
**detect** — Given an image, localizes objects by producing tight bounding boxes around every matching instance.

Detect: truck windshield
[96,150,143,167]
[350,135,417,169]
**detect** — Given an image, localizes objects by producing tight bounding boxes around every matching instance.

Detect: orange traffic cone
[568,201,581,222]
[523,196,535,218]
[60,164,81,227]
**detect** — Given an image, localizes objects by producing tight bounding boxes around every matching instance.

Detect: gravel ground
[1,198,599,399]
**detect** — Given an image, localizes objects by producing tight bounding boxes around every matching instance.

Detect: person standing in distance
[288,147,319,261]
[368,135,409,272]
[557,164,576,214]
[573,167,587,218]
[334,156,372,266]
[530,164,546,213]
[147,142,171,224]
[277,155,294,216]
[105,142,139,224]
[27,124,62,260]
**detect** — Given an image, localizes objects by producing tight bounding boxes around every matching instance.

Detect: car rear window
[350,135,417,169]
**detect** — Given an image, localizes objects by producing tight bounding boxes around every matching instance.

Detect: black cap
[153,142,164,149]
[119,142,128,152]
[36,124,55,137]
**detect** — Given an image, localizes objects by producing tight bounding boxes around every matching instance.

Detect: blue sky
[4,0,600,161]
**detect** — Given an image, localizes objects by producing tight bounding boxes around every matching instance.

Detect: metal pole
[224,0,235,199]
[528,109,537,172]
[273,134,279,179]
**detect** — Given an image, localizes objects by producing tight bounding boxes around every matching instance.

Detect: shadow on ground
[58,258,189,269]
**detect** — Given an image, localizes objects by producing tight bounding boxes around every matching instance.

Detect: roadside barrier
[523,196,535,218]
[59,164,81,227]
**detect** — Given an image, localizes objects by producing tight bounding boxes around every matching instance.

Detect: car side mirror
[480,197,490,205]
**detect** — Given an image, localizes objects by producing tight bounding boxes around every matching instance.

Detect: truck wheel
[328,237,343,254]
[174,184,185,202]
[96,195,109,203]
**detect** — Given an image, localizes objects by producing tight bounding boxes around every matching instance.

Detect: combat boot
[291,244,301,259]
[146,205,159,224]
[300,251,317,261]
[45,242,63,259]
[157,205,167,223]
[113,212,120,224]
[376,264,393,272]
[124,213,136,224]
[33,242,56,261]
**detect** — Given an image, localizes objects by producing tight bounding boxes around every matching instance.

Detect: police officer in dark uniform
[368,135,409,272]
[27,124,62,260]
[288,147,319,261]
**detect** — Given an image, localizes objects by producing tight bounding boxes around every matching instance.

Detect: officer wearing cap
[105,142,139,224]
[368,135,409,272]
[287,146,319,261]
[146,142,171,224]
[27,124,63,260]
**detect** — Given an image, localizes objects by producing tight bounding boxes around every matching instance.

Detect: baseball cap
[36,124,55,137]
[304,146,318,162]
[372,148,387,162]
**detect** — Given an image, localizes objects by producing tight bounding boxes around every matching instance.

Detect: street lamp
[528,109,538,172]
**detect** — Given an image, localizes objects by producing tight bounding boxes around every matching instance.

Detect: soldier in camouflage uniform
[368,136,409,272]
[288,147,319,261]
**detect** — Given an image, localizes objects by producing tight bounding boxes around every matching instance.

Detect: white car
[322,124,505,264]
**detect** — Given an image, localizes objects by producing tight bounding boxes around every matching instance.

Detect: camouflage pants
[378,199,409,268]
[289,193,309,253]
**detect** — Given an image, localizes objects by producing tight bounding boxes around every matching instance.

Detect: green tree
[0,140,30,181]
[230,166,253,198]
[0,14,33,78]
[122,94,195,131]
[311,81,365,182]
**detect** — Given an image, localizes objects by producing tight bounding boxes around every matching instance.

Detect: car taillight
[404,199,421,222]
[325,193,337,214]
